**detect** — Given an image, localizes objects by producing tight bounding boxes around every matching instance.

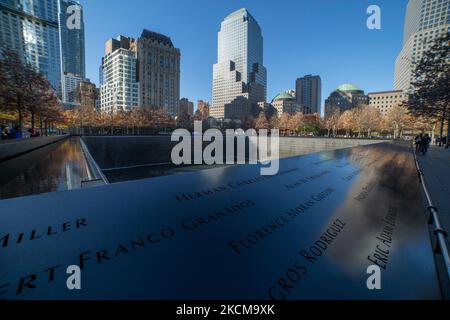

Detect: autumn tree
[0,49,62,134]
[26,71,59,130]
[0,50,38,131]
[269,114,279,130]
[338,110,354,137]
[386,104,412,138]
[301,113,321,136]
[360,105,382,137]
[177,113,193,130]
[242,115,255,130]
[406,33,450,147]
[324,106,340,137]
[278,113,290,136]
[288,112,304,135]
[254,113,270,130]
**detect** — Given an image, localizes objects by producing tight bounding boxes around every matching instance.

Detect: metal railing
[412,146,450,284]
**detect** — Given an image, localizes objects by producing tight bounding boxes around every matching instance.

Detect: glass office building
[59,0,85,106]
[394,0,450,92]
[0,0,85,100]
[211,8,267,119]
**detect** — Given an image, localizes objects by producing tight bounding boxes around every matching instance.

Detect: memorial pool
[0,141,441,299]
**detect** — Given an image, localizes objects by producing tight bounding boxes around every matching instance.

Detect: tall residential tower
[99,36,139,113]
[211,8,267,119]
[295,75,322,114]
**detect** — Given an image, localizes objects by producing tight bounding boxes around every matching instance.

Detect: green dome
[273,92,295,102]
[336,83,363,93]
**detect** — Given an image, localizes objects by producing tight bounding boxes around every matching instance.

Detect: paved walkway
[417,145,450,298]
[0,135,67,161]
[418,146,450,232]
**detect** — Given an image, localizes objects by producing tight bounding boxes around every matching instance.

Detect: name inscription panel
[0,142,441,299]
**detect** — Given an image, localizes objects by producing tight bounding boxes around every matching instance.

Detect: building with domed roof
[324,83,368,116]
[271,91,301,117]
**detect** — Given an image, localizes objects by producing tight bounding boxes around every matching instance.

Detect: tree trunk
[31,112,35,130]
[18,109,23,132]
[80,114,84,136]
[39,117,43,134]
[438,116,444,147]
[446,118,450,149]
[431,123,436,145]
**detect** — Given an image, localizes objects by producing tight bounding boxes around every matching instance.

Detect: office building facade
[76,80,99,111]
[368,90,406,117]
[178,98,194,117]
[61,72,83,108]
[137,29,180,116]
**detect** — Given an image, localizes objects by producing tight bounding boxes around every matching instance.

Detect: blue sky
[79,0,408,110]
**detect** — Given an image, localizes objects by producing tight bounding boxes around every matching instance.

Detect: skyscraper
[59,0,86,107]
[394,0,449,92]
[137,29,180,117]
[59,0,85,78]
[0,0,86,98]
[0,0,61,89]
[99,36,140,113]
[211,8,267,119]
[295,75,322,114]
